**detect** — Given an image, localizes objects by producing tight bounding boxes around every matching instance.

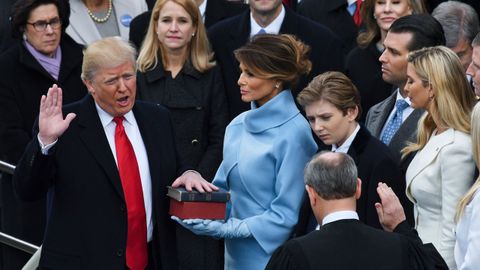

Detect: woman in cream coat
[403,46,476,269]
[66,0,147,45]
[172,34,317,269]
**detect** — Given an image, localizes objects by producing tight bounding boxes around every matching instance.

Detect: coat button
[195,106,202,110]
[116,249,123,257]
[120,204,126,212]
[191,139,199,145]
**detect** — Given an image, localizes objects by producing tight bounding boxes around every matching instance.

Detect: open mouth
[117,96,129,106]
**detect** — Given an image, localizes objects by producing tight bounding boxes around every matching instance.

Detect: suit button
[195,106,202,110]
[120,204,126,212]
[191,139,199,146]
[116,249,123,257]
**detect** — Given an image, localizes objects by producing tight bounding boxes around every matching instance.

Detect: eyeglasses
[26,17,61,32]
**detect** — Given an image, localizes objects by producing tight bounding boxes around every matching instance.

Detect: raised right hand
[38,84,76,145]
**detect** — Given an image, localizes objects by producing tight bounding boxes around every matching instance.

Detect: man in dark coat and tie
[13,37,213,269]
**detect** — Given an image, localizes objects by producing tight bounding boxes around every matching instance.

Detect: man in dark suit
[365,15,445,166]
[128,0,247,49]
[266,152,447,270]
[208,0,345,120]
[297,0,361,53]
[12,37,212,269]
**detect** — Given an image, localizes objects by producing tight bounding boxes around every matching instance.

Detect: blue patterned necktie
[381,99,409,145]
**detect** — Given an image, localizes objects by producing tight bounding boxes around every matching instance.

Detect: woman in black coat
[294,72,412,236]
[135,0,228,269]
[0,0,87,269]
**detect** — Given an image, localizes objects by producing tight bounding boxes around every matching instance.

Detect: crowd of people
[0,0,479,269]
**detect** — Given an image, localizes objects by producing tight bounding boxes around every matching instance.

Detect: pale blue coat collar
[243,90,299,133]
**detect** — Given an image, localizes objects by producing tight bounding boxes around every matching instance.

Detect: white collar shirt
[96,103,153,242]
[250,5,285,37]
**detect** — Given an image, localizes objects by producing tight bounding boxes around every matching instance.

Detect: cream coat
[406,128,475,269]
[66,0,147,45]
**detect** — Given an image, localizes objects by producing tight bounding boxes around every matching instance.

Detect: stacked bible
[167,186,230,220]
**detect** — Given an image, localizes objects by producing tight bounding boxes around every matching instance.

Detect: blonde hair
[81,36,137,82]
[402,46,475,157]
[136,0,214,73]
[357,0,426,48]
[456,102,480,222]
[297,71,362,121]
[234,34,311,90]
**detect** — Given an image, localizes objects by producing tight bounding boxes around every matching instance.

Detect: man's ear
[83,79,95,95]
[355,178,362,199]
[306,185,317,207]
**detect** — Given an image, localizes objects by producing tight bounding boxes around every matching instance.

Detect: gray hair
[81,37,137,82]
[432,1,479,48]
[304,151,358,200]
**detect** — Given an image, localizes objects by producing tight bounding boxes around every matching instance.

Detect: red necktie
[353,0,363,27]
[113,116,148,270]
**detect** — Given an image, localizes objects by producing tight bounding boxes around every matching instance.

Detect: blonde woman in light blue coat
[172,34,318,269]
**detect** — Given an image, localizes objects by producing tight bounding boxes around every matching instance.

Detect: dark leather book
[167,186,230,202]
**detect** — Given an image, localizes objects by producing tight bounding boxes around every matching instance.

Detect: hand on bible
[38,84,76,145]
[171,216,251,239]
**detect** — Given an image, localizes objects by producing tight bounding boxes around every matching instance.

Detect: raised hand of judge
[171,216,251,239]
[375,182,406,232]
[38,84,76,145]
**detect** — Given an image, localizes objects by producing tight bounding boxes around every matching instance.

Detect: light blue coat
[213,90,317,269]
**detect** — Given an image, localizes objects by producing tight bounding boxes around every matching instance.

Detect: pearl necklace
[86,0,113,23]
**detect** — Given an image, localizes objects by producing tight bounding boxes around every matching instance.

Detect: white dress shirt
[250,5,285,37]
[331,123,360,153]
[96,104,153,242]
[322,210,359,226]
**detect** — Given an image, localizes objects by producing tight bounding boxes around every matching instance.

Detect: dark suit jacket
[297,0,359,53]
[294,126,411,236]
[13,96,179,269]
[365,90,425,169]
[128,0,248,49]
[346,43,394,122]
[208,6,345,120]
[268,219,448,270]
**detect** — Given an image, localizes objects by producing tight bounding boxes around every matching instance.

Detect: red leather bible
[167,186,229,220]
[169,200,227,220]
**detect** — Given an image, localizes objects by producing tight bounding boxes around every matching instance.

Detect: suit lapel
[406,129,454,188]
[369,93,396,137]
[390,108,424,147]
[77,95,124,199]
[132,104,163,196]
[68,0,101,44]
[279,6,298,34]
